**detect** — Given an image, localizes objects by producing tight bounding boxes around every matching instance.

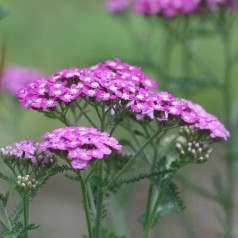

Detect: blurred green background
[0,0,237,237]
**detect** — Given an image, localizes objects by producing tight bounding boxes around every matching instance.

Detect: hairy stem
[77,171,93,238]
[23,194,29,238]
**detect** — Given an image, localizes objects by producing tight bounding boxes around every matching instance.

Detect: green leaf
[64,173,79,181]
[38,165,71,187]
[0,222,39,238]
[108,169,174,190]
[9,202,24,224]
[101,228,125,238]
[0,171,15,183]
[133,129,146,138]
[156,183,185,221]
[119,139,133,147]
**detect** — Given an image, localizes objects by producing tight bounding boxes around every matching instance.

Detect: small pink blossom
[40,126,122,170]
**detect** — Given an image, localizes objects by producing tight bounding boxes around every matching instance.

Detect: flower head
[0,139,55,165]
[182,99,230,140]
[40,126,123,169]
[18,59,158,110]
[106,0,130,13]
[133,0,201,17]
[1,65,42,96]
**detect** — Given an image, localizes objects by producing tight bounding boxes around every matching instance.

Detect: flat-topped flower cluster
[0,139,54,164]
[106,0,238,17]
[0,65,42,96]
[18,59,157,109]
[40,126,122,169]
[18,59,229,140]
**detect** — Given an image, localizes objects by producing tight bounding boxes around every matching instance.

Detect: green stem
[0,214,10,231]
[74,100,98,128]
[221,21,235,238]
[77,171,93,238]
[142,189,162,238]
[3,208,12,230]
[23,194,29,238]
[94,162,104,238]
[105,128,161,191]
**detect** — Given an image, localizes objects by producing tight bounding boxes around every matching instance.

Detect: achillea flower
[133,0,201,17]
[0,139,55,164]
[0,65,42,96]
[128,91,229,140]
[40,126,123,169]
[106,0,130,12]
[182,99,230,140]
[18,59,157,110]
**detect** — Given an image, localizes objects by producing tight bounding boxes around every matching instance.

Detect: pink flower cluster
[18,59,157,109]
[106,0,237,16]
[40,126,123,169]
[133,0,201,17]
[0,65,42,96]
[128,91,197,123]
[17,59,229,140]
[106,0,130,12]
[0,139,54,164]
[127,91,229,140]
[182,99,230,139]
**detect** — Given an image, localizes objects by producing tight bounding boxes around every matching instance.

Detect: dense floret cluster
[106,0,130,12]
[106,0,238,16]
[133,0,200,17]
[0,65,42,96]
[40,126,123,169]
[17,59,229,141]
[18,59,157,109]
[182,99,230,140]
[0,139,54,164]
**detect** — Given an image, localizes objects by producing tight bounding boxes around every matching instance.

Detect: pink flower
[106,0,130,13]
[182,99,230,140]
[0,139,55,164]
[40,126,122,169]
[18,59,158,110]
[1,65,42,96]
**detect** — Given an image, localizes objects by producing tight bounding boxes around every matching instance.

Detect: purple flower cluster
[127,91,229,140]
[128,91,198,123]
[0,65,42,96]
[17,59,229,140]
[133,0,200,17]
[182,99,230,140]
[0,139,54,164]
[40,126,123,169]
[106,0,237,16]
[18,59,157,109]
[106,0,130,12]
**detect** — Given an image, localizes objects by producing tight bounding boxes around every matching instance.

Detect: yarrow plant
[0,58,229,237]
[105,0,238,236]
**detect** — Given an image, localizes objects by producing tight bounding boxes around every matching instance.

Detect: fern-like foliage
[0,222,39,238]
[38,164,72,187]
[157,183,185,218]
[108,169,174,190]
[0,171,15,183]
[100,228,126,238]
[9,202,24,224]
